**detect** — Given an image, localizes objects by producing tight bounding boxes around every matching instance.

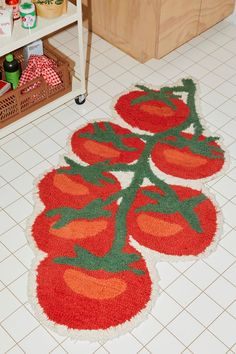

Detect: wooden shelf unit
[0,1,86,135]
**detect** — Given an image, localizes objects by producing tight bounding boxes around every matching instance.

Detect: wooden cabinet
[198,0,235,33]
[82,0,236,62]
[157,0,202,58]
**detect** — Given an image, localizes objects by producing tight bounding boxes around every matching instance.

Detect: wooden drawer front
[198,0,235,33]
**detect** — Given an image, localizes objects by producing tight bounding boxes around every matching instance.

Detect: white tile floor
[0,18,236,354]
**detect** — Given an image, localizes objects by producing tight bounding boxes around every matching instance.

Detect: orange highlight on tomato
[53,174,89,196]
[84,140,121,158]
[163,149,207,168]
[50,219,108,240]
[63,269,127,299]
[137,213,183,237]
[140,104,174,117]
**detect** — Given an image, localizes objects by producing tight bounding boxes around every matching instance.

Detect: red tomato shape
[127,185,217,256]
[38,167,121,210]
[151,133,224,179]
[71,122,144,164]
[36,247,152,330]
[32,203,117,257]
[115,91,190,133]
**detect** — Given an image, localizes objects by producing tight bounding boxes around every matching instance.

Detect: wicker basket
[0,42,72,128]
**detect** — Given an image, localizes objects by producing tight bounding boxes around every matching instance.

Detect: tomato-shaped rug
[128,185,217,256]
[38,166,121,210]
[36,246,152,331]
[151,133,225,179]
[71,121,144,165]
[115,87,190,133]
[32,203,117,257]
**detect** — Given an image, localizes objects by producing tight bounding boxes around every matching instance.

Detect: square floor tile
[117,55,140,70]
[5,198,33,223]
[15,245,34,269]
[61,338,100,354]
[90,71,112,87]
[0,225,26,253]
[0,243,10,262]
[146,329,185,354]
[15,149,44,170]
[205,276,236,308]
[10,172,34,195]
[151,292,182,326]
[116,72,140,88]
[201,72,225,89]
[167,310,204,346]
[144,72,168,86]
[102,62,127,79]
[198,55,221,71]
[221,201,236,228]
[50,347,67,354]
[223,263,236,285]
[185,64,209,80]
[8,272,28,304]
[30,160,52,177]
[184,47,206,62]
[34,138,61,159]
[203,91,227,108]
[227,301,236,318]
[37,117,64,136]
[187,293,223,326]
[19,327,58,354]
[171,56,194,71]
[218,100,236,118]
[0,211,16,235]
[7,345,25,354]
[104,334,142,354]
[204,245,235,273]
[132,315,163,345]
[52,106,82,125]
[0,184,21,208]
[208,312,236,347]
[51,128,71,148]
[0,160,25,182]
[220,229,236,257]
[104,46,126,61]
[166,276,200,307]
[92,54,113,70]
[205,109,231,129]
[0,255,27,285]
[0,326,15,353]
[101,80,126,96]
[0,149,11,166]
[19,126,47,146]
[214,64,236,80]
[0,176,6,188]
[184,261,218,290]
[2,137,29,158]
[87,88,111,106]
[189,330,228,354]
[155,262,180,289]
[2,306,39,342]
[0,288,21,321]
[129,64,154,79]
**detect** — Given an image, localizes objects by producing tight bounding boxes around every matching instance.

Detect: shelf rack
[0,0,86,138]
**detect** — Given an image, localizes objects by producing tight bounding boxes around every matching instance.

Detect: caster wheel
[75,94,86,105]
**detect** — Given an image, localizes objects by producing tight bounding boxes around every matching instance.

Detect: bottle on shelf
[3,53,21,89]
[5,0,20,21]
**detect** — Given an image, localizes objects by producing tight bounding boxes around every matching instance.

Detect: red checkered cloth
[19,55,62,91]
